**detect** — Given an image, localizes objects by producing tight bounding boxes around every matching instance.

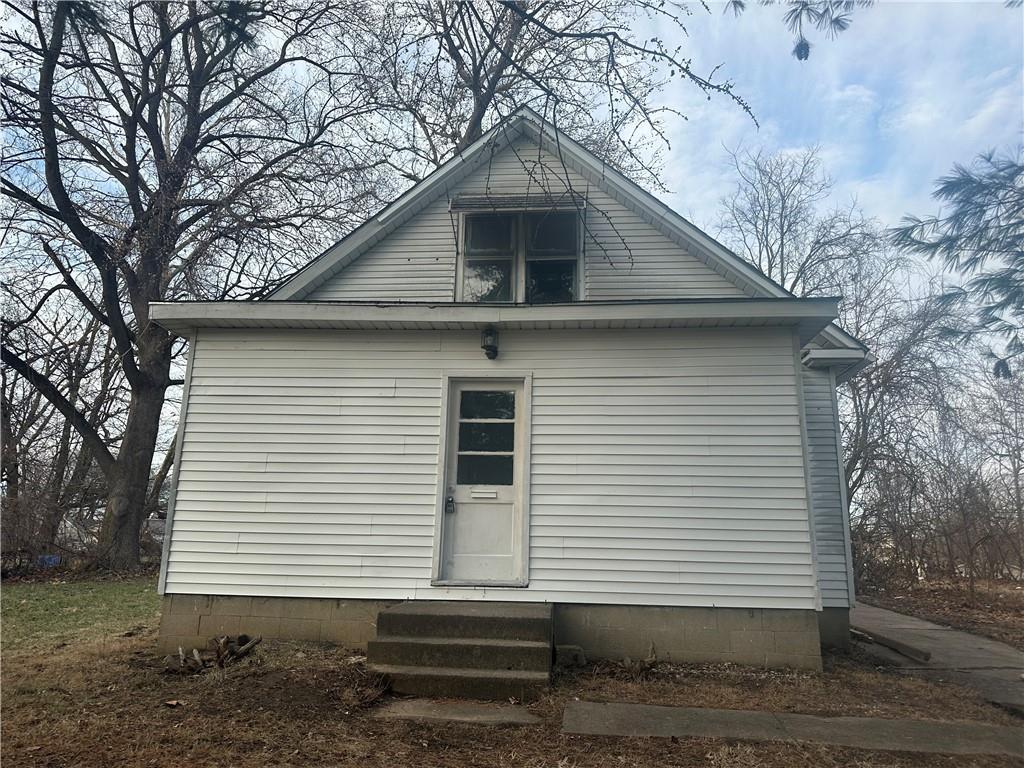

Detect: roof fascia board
[817,323,867,352]
[268,218,385,301]
[265,106,868,357]
[535,124,867,355]
[802,348,866,366]
[531,120,868,355]
[374,119,524,224]
[151,297,839,338]
[802,347,874,383]
[516,113,793,300]
[268,118,528,301]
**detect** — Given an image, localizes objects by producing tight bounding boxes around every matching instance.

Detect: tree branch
[1,344,116,477]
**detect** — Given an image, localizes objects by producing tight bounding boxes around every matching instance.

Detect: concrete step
[372,663,550,702]
[377,601,552,642]
[368,636,552,672]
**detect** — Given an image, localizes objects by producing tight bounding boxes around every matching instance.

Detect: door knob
[445,496,456,514]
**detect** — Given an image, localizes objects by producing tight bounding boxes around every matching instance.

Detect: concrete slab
[562,701,1023,758]
[564,702,789,742]
[373,698,540,725]
[851,603,1024,713]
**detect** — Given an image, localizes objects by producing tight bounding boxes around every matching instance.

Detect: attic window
[464,214,514,302]
[460,212,579,303]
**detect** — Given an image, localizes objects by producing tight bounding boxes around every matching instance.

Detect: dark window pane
[466,214,514,254]
[457,454,514,485]
[463,259,512,302]
[526,259,575,304]
[460,390,515,420]
[459,422,514,452]
[526,212,576,256]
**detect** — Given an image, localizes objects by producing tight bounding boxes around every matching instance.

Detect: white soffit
[151,298,839,345]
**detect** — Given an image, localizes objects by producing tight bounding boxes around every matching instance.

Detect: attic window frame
[455,209,584,304]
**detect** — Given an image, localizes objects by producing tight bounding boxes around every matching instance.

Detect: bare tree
[712,143,1022,592]
[714,145,921,500]
[968,362,1024,576]
[1,1,385,568]
[1,288,122,567]
[0,1,892,571]
[853,351,1024,592]
[348,0,755,186]
[717,146,880,296]
[0,0,777,572]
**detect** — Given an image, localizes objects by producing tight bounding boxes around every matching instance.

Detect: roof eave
[515,113,792,300]
[266,116,530,301]
[151,297,839,345]
[261,106,871,360]
[802,347,875,383]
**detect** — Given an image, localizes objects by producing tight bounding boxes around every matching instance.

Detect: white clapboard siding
[306,138,746,301]
[165,326,818,609]
[801,367,852,607]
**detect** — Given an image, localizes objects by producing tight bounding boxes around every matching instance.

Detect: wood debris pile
[163,634,262,674]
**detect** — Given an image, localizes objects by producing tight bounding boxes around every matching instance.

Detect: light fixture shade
[480,327,499,360]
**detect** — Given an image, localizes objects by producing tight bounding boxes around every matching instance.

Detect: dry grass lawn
[2,577,1020,768]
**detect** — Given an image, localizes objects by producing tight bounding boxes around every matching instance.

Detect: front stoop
[368,601,553,701]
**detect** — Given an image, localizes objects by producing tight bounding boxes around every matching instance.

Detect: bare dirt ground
[860,580,1024,651]
[3,634,1021,767]
[3,577,1021,768]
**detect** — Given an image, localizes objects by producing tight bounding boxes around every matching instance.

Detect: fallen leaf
[164,700,184,708]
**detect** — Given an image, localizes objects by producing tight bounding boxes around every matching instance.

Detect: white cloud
[636,1,1023,229]
[830,84,878,114]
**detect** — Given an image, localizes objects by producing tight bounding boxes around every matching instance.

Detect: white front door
[440,381,525,584]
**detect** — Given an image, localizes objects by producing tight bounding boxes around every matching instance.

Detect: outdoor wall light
[480,326,499,360]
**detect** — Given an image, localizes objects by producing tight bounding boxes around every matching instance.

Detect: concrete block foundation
[158,595,823,671]
[157,594,397,653]
[553,604,822,670]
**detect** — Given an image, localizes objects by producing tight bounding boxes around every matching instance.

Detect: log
[225,634,262,663]
[165,635,264,675]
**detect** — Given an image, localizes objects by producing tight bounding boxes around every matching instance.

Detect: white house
[152,109,869,688]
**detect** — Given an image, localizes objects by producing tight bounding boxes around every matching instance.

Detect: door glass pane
[459,422,514,452]
[526,259,575,304]
[463,259,512,302]
[457,454,514,485]
[460,390,515,419]
[526,212,577,256]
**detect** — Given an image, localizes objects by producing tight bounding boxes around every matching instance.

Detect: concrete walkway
[561,701,1023,757]
[373,699,540,725]
[851,603,1024,714]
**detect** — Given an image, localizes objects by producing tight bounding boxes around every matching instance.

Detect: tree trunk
[1,390,18,504]
[36,410,74,552]
[95,382,167,569]
[145,436,177,519]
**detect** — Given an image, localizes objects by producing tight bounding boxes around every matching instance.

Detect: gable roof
[268,108,867,358]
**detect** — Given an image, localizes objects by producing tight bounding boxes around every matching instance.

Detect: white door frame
[431,370,533,587]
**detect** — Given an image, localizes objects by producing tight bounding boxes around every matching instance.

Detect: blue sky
[645,1,1023,232]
